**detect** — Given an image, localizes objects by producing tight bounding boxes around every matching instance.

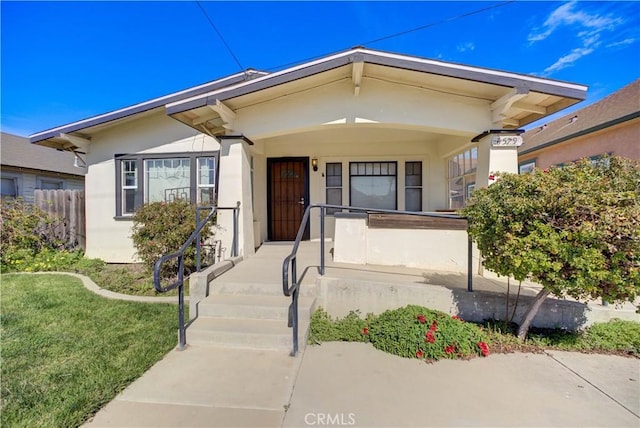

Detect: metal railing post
[177,256,186,350]
[232,205,239,257]
[195,208,201,272]
[467,235,473,292]
[320,205,325,275]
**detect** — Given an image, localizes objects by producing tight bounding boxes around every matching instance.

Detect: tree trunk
[517,288,551,340]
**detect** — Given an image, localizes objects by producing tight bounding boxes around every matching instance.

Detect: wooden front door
[268,158,309,241]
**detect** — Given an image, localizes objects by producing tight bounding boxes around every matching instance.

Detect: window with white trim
[448,147,477,209]
[350,161,397,210]
[115,152,218,217]
[38,178,64,190]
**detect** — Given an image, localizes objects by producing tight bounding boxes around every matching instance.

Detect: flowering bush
[309,305,489,361]
[365,305,489,361]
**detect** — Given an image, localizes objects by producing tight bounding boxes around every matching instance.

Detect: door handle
[298,197,305,205]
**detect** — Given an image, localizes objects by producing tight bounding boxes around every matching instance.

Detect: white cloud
[606,38,636,48]
[543,47,595,75]
[528,1,621,44]
[530,2,624,75]
[456,42,475,53]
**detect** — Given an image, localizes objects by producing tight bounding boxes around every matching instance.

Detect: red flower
[416,350,424,358]
[425,331,435,343]
[477,341,490,357]
[429,320,438,332]
[452,315,462,321]
[444,345,455,354]
[361,327,369,335]
[417,314,426,324]
[488,174,495,181]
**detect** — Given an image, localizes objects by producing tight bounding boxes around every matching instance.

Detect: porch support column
[473,129,524,188]
[216,136,255,260]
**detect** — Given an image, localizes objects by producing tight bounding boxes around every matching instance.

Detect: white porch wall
[84,111,219,262]
[233,78,491,139]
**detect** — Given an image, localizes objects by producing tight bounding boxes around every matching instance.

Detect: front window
[115,152,218,217]
[519,160,536,174]
[325,162,342,214]
[350,161,397,210]
[405,161,422,211]
[448,147,477,209]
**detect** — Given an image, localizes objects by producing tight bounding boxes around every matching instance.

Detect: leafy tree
[463,156,640,339]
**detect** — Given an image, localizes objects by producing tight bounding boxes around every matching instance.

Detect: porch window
[405,161,422,211]
[325,162,342,214]
[115,152,218,217]
[350,161,397,210]
[448,147,477,209]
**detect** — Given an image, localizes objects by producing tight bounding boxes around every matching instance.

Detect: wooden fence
[34,189,86,250]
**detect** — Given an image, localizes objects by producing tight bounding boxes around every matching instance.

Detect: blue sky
[2,1,639,137]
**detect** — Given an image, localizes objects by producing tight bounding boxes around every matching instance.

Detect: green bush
[582,319,640,356]
[308,308,370,344]
[1,198,77,273]
[130,200,213,278]
[367,305,489,361]
[309,305,489,361]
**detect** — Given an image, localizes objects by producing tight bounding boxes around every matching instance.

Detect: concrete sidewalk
[85,341,639,427]
[284,343,639,428]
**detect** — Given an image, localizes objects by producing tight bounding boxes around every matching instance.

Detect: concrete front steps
[187,281,316,352]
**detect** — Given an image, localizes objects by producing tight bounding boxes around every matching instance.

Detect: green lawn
[0,273,178,427]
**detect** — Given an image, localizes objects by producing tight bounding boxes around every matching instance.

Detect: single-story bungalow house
[30,48,587,267]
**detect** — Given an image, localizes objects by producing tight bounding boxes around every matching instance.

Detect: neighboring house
[29,48,587,266]
[1,132,85,202]
[519,79,640,172]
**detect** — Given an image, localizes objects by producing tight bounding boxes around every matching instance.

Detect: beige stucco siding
[84,112,220,262]
[520,118,640,169]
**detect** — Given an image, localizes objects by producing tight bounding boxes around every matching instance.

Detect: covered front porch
[166,48,587,267]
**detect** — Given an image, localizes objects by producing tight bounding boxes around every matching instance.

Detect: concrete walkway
[84,341,639,427]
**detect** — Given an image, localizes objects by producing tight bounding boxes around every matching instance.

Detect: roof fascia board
[520,111,640,155]
[30,71,255,144]
[358,51,587,100]
[166,55,355,115]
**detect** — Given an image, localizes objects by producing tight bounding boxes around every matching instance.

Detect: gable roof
[30,47,588,149]
[520,79,640,155]
[1,132,85,176]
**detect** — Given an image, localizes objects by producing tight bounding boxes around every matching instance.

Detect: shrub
[367,305,489,361]
[309,305,489,361]
[0,198,75,272]
[582,319,640,356]
[130,200,213,278]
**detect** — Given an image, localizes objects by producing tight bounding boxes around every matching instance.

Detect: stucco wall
[519,118,640,169]
[84,111,219,262]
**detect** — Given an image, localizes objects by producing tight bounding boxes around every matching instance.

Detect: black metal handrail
[283,203,472,356]
[154,202,240,350]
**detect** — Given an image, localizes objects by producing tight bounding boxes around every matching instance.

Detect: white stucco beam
[491,87,529,124]
[59,133,91,153]
[209,100,237,130]
[352,61,364,96]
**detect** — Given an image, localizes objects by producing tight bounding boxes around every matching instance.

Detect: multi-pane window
[38,179,63,190]
[325,162,342,214]
[350,161,397,210]
[115,152,218,217]
[405,161,422,211]
[122,160,138,215]
[448,147,477,209]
